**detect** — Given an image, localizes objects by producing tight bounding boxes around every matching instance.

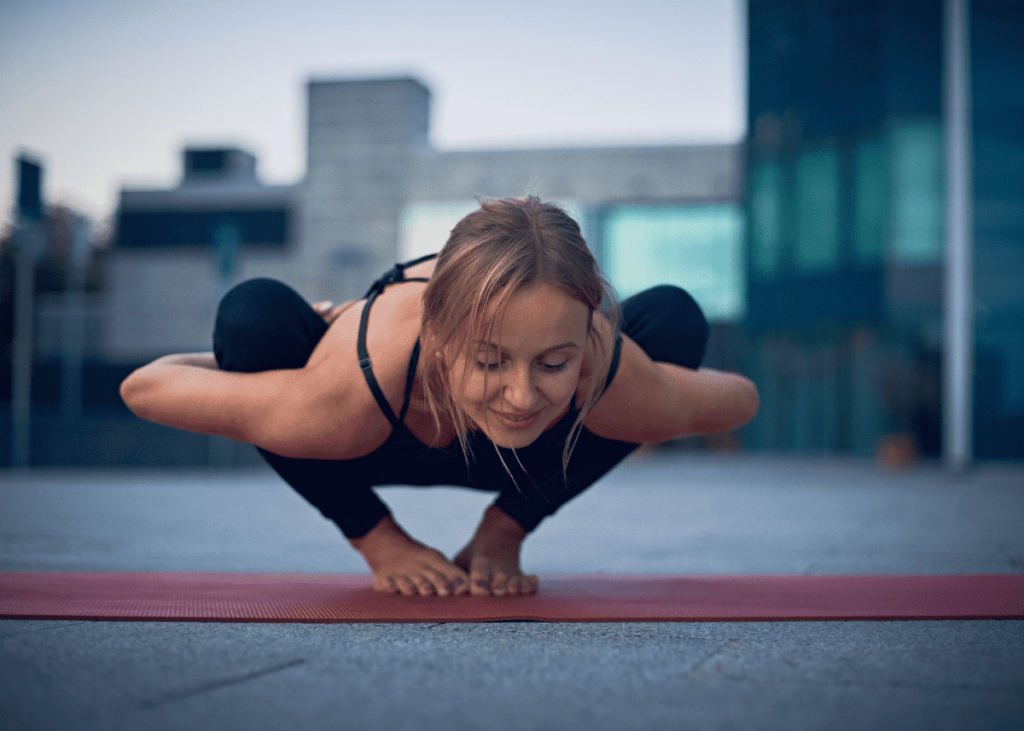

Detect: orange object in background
[876,433,920,469]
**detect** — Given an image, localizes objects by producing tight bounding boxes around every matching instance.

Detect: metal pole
[943,0,974,471]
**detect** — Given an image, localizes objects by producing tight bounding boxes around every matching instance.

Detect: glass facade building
[745,0,1023,459]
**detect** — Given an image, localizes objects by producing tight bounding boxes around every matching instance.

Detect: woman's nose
[502,367,537,410]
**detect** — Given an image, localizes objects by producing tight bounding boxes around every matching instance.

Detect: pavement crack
[139,658,306,709]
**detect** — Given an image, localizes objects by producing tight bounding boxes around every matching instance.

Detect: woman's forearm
[120,354,276,441]
[665,365,760,436]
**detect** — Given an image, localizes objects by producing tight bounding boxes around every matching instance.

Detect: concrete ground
[2,453,1023,731]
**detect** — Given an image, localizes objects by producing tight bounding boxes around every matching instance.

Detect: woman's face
[449,283,590,449]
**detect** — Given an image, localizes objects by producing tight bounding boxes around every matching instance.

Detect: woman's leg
[619,284,709,370]
[213,279,391,538]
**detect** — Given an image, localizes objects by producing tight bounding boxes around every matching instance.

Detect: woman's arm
[583,335,759,444]
[121,353,297,444]
[120,346,386,460]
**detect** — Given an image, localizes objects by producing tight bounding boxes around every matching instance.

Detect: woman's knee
[213,278,327,372]
[621,285,709,369]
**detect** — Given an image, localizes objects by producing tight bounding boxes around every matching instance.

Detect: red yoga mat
[1,572,1021,623]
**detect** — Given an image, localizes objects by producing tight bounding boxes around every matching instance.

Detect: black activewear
[214,258,709,539]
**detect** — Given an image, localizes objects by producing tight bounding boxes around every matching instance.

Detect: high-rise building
[744,0,1023,460]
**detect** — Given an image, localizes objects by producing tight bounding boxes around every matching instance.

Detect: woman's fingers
[467,567,540,597]
[311,299,357,325]
[393,576,418,596]
[373,569,537,597]
[371,566,468,597]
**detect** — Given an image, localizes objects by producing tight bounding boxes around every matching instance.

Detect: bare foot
[349,514,469,597]
[453,506,540,597]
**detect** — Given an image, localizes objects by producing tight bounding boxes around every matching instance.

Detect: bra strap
[357,288,401,429]
[600,333,624,397]
[356,253,438,429]
[400,339,421,423]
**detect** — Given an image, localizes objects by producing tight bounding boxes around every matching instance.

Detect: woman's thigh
[620,285,708,370]
[213,278,329,372]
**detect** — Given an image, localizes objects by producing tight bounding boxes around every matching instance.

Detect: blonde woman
[121,198,759,598]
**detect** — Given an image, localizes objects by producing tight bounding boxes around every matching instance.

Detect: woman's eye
[541,362,569,373]
[476,361,501,371]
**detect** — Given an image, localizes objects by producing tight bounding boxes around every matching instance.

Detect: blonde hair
[420,197,620,475]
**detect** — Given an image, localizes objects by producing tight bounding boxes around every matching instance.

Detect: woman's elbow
[119,367,153,418]
[735,377,760,429]
[691,374,760,435]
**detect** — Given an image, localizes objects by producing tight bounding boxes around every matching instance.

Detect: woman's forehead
[468,283,590,348]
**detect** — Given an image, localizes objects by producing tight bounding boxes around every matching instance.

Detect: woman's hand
[311,300,357,325]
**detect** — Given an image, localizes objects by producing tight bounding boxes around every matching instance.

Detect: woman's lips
[490,409,542,431]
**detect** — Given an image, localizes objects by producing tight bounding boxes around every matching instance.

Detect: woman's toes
[373,577,398,594]
[411,577,436,596]
[394,576,417,596]
[470,573,490,596]
[490,573,509,596]
[505,578,524,595]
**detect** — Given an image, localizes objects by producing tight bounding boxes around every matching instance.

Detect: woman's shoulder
[296,276,427,457]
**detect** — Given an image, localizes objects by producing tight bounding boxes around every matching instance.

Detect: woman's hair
[419,196,620,474]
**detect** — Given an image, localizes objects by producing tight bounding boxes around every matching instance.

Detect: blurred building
[107,77,745,364]
[744,0,1024,459]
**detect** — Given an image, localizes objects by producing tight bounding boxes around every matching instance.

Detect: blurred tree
[0,205,102,402]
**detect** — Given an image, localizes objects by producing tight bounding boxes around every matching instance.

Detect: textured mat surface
[2,572,1021,623]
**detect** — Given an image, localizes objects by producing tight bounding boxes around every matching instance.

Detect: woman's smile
[453,282,590,448]
[489,408,543,431]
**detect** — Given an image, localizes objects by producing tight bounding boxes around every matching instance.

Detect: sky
[1,0,746,226]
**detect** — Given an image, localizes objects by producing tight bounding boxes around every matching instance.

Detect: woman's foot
[453,506,540,597]
[349,514,469,596]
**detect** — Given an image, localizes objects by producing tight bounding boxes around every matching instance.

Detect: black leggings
[213,281,708,538]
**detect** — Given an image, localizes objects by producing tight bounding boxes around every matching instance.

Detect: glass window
[853,136,888,264]
[602,204,746,322]
[400,200,482,260]
[794,145,840,272]
[750,160,783,277]
[891,120,943,263]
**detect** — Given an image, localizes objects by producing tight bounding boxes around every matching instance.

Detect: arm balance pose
[121,197,759,597]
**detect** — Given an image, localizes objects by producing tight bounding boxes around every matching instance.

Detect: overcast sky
[2,0,746,225]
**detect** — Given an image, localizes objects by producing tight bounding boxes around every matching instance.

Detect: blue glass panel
[853,136,888,264]
[751,160,783,277]
[603,204,745,322]
[794,145,840,272]
[891,120,943,263]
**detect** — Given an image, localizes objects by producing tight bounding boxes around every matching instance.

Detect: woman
[121,197,759,598]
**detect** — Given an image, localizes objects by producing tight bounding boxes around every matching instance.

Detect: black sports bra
[356,254,623,432]
[356,253,437,431]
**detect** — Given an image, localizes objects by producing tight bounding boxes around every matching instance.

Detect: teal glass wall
[971,0,1024,458]
[601,204,745,322]
[794,146,840,272]
[890,120,943,264]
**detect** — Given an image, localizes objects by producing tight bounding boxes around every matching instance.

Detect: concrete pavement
[2,453,1023,730]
